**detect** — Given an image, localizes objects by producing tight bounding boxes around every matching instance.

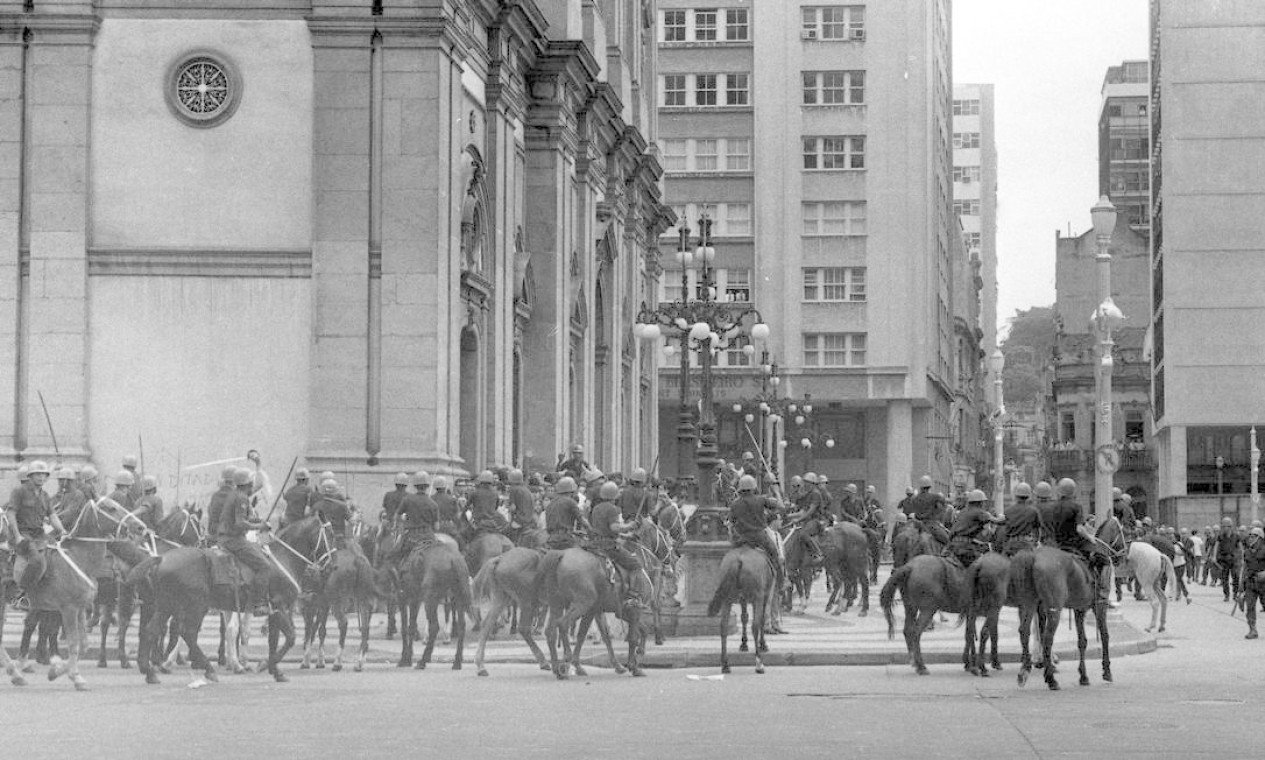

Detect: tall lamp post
[1251,427,1260,524]
[1090,196,1124,528]
[635,216,770,635]
[990,349,1006,516]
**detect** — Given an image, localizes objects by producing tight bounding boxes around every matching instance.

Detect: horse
[541,547,646,679]
[301,541,391,672]
[471,546,551,676]
[1017,546,1112,690]
[396,540,471,670]
[708,545,776,675]
[0,524,29,687]
[13,496,129,690]
[134,517,315,686]
[880,553,968,675]
[822,522,871,616]
[633,518,679,647]
[464,532,514,630]
[891,521,943,569]
[963,551,1010,676]
[782,527,819,615]
[1123,540,1178,633]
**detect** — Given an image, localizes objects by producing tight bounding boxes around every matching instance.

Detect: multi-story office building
[1099,60,1151,235]
[0,1,671,499]
[654,1,959,511]
[1150,1,1265,526]
[952,83,998,396]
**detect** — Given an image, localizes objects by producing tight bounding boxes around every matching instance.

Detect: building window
[664,75,686,106]
[952,165,981,183]
[953,200,981,216]
[1110,136,1148,160]
[952,99,980,116]
[1109,169,1147,194]
[963,231,981,248]
[1125,409,1145,442]
[1060,412,1076,445]
[725,138,751,171]
[662,139,688,171]
[663,10,686,42]
[695,74,717,106]
[166,52,243,128]
[802,6,865,41]
[725,8,749,41]
[694,9,718,41]
[694,139,718,171]
[803,136,865,170]
[726,73,749,106]
[801,201,866,235]
[724,335,752,367]
[725,203,751,236]
[803,333,866,367]
[665,202,751,237]
[953,132,981,149]
[724,268,751,302]
[803,267,866,302]
[802,71,865,105]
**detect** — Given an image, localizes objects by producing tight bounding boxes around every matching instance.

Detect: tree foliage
[1000,306,1055,406]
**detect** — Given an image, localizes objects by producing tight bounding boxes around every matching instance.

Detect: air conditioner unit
[850,28,866,41]
[801,29,818,40]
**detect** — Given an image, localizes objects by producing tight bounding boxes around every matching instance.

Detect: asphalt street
[2,570,1261,759]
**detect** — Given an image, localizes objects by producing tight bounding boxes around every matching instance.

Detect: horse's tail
[1162,554,1178,601]
[880,564,912,640]
[124,555,162,589]
[707,556,741,618]
[472,553,501,604]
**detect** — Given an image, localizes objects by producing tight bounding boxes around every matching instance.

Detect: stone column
[884,399,913,539]
[0,27,26,464]
[22,16,95,465]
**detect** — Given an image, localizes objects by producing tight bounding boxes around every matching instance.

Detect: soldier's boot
[1247,626,1259,640]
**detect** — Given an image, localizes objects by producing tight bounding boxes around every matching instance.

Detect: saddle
[207,548,256,589]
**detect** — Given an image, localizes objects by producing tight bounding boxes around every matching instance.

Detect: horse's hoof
[121,661,132,670]
[858,609,868,618]
[612,663,626,675]
[1158,625,1166,633]
[20,662,34,674]
[414,661,426,670]
[539,662,551,671]
[232,666,246,675]
[396,660,409,668]
[992,662,1003,671]
[354,663,364,673]
[11,674,28,687]
[478,668,489,677]
[332,663,342,672]
[1144,626,1153,633]
[316,663,325,670]
[1102,669,1113,683]
[1079,675,1090,686]
[204,669,219,683]
[631,667,646,677]
[176,654,187,666]
[96,660,107,669]
[1047,679,1060,691]
[273,672,289,683]
[738,643,749,653]
[721,665,731,674]
[654,636,664,646]
[915,666,929,676]
[754,665,765,675]
[978,667,990,678]
[1017,669,1029,688]
[299,662,310,670]
[555,671,568,681]
[158,665,171,675]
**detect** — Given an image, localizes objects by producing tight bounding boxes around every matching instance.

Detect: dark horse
[134,518,317,685]
[708,545,776,675]
[471,546,551,677]
[963,551,1011,677]
[891,520,943,569]
[542,547,646,679]
[396,541,471,670]
[301,539,391,672]
[782,527,820,615]
[822,522,871,616]
[880,554,968,675]
[1016,546,1112,690]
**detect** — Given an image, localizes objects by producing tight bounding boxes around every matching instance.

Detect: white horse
[1123,541,1179,633]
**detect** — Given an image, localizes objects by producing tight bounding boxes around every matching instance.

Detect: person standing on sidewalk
[1240,527,1265,639]
[1185,527,1203,585]
[1211,518,1241,602]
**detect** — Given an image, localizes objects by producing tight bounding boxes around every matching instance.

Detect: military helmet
[789,475,803,487]
[1222,516,1235,527]
[319,471,336,483]
[16,463,29,480]
[413,471,431,487]
[866,485,876,493]
[1251,527,1265,540]
[28,460,51,476]
[232,468,253,487]
[818,474,830,485]
[1142,516,1154,526]
[967,489,988,504]
[845,483,858,494]
[221,465,237,484]
[584,469,604,484]
[141,475,158,491]
[476,470,496,485]
[803,472,819,485]
[918,475,933,489]
[79,464,98,481]
[570,443,584,454]
[115,469,136,487]
[738,474,758,492]
[295,467,311,481]
[555,476,578,495]
[394,472,409,486]
[598,481,619,500]
[1056,478,1076,496]
[507,469,524,485]
[1014,482,1032,499]
[56,467,75,481]
[1120,493,1133,505]
[1112,487,1123,500]
[122,455,139,469]
[321,479,339,494]
[1034,481,1053,499]
[629,468,648,485]
[432,476,449,491]
[905,486,915,496]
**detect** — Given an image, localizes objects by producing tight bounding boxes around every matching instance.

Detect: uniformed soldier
[468,470,508,535]
[557,444,590,481]
[280,468,315,529]
[1112,488,1137,540]
[728,475,784,587]
[381,473,409,528]
[77,464,100,502]
[121,454,144,504]
[862,485,885,582]
[312,479,354,547]
[544,477,589,550]
[585,481,649,609]
[6,461,66,591]
[108,470,137,514]
[1045,478,1110,600]
[581,469,606,511]
[399,471,439,549]
[839,483,866,524]
[206,466,236,544]
[132,475,164,531]
[999,482,1040,556]
[504,469,536,539]
[904,475,950,545]
[51,467,87,526]
[432,476,464,546]
[945,489,1000,567]
[217,467,271,610]
[1241,527,1265,639]
[615,468,653,523]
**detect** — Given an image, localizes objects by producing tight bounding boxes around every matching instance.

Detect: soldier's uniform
[281,475,315,528]
[380,479,408,528]
[52,477,87,527]
[946,493,995,567]
[468,479,507,534]
[205,472,235,546]
[545,489,585,550]
[616,483,653,523]
[132,483,164,532]
[905,487,950,545]
[313,488,352,547]
[1000,497,1041,556]
[506,482,536,534]
[217,473,271,605]
[1241,529,1265,638]
[389,479,438,566]
[433,482,463,543]
[586,495,644,607]
[728,488,782,582]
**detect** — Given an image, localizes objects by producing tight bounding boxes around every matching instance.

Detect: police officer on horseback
[729,475,784,589]
[468,470,509,536]
[616,468,653,523]
[904,475,950,546]
[1000,482,1040,556]
[217,467,272,611]
[280,468,315,529]
[391,471,439,566]
[945,489,1000,568]
[545,476,590,550]
[432,476,464,548]
[1044,478,1111,601]
[505,469,536,541]
[586,481,648,610]
[313,479,353,548]
[6,461,66,594]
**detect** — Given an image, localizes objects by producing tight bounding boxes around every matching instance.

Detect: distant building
[1099,60,1151,235]
[953,84,999,394]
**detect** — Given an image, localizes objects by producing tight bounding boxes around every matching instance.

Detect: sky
[952,0,1151,334]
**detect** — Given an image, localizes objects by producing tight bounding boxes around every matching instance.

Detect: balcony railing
[1119,446,1154,471]
[1047,449,1087,475]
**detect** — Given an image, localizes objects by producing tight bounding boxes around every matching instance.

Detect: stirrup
[13,594,30,612]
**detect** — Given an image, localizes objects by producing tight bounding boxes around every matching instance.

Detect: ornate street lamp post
[1251,427,1260,524]
[1090,197,1124,528]
[990,349,1006,517]
[635,216,770,635]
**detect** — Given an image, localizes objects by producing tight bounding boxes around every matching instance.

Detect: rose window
[166,51,242,128]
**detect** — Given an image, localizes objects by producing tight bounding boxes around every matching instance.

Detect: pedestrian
[1186,526,1204,583]
[1211,517,1241,602]
[1241,527,1265,639]
[1170,528,1190,602]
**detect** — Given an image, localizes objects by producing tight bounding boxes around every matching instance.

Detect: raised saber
[174,449,183,507]
[183,456,247,471]
[743,422,785,506]
[263,456,299,527]
[36,391,61,465]
[138,435,147,479]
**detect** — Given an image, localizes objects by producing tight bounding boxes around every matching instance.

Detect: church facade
[0,1,671,498]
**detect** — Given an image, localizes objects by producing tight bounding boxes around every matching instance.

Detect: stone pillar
[0,26,26,464]
[884,399,913,537]
[21,16,95,465]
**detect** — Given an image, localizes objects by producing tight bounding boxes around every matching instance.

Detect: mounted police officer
[616,468,653,523]
[467,470,508,536]
[51,467,86,526]
[585,481,649,610]
[218,467,271,610]
[121,455,144,504]
[432,476,463,547]
[785,472,828,560]
[107,470,137,514]
[278,468,315,529]
[390,471,439,567]
[132,475,164,531]
[945,489,1000,568]
[862,485,885,582]
[545,476,589,550]
[6,461,66,593]
[505,469,536,540]
[729,475,784,589]
[1000,482,1040,556]
[206,466,236,545]
[904,475,950,545]
[1045,478,1110,601]
[381,473,409,529]
[313,479,353,548]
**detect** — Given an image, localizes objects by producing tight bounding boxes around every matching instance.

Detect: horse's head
[71,497,133,541]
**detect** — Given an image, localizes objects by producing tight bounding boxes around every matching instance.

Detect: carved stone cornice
[0,11,99,44]
[525,40,600,153]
